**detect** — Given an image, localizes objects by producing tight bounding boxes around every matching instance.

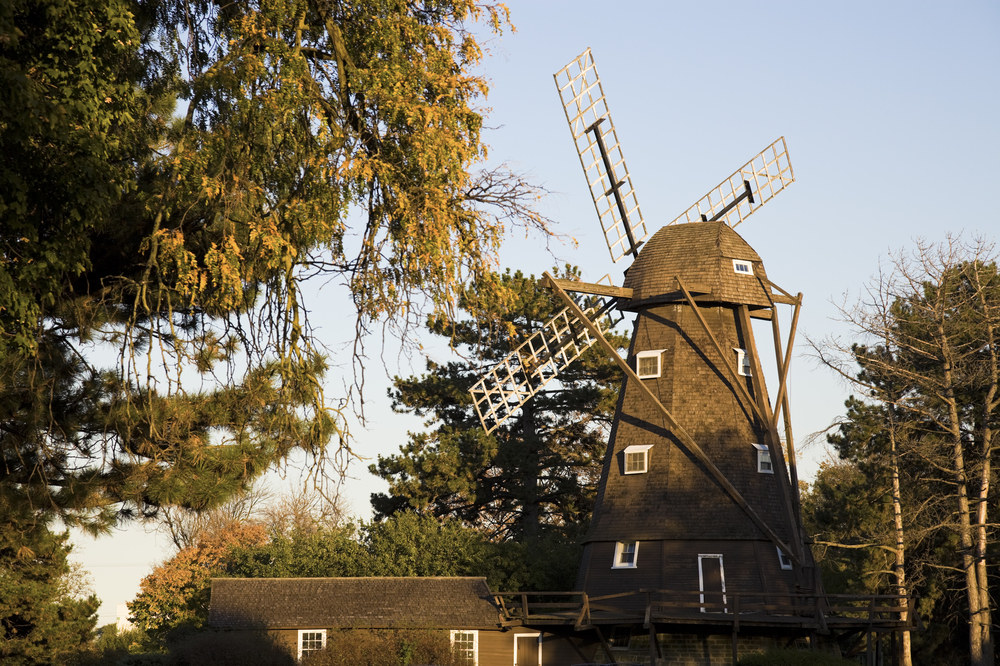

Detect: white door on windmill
[698,554,727,613]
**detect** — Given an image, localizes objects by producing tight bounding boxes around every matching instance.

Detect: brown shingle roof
[623,222,771,308]
[208,577,502,630]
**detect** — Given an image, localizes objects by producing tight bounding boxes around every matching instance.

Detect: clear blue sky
[73,0,1000,626]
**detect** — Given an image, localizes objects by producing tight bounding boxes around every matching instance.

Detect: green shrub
[303,629,457,666]
[165,630,295,666]
[738,648,857,666]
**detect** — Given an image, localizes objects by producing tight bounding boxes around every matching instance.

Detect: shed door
[514,633,539,666]
[699,554,727,613]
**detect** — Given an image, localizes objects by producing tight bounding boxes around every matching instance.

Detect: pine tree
[370,268,626,540]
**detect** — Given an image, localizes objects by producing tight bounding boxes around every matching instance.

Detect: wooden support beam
[593,626,617,665]
[543,277,634,299]
[771,296,803,432]
[737,305,803,564]
[542,272,801,566]
[676,278,769,427]
[770,302,806,551]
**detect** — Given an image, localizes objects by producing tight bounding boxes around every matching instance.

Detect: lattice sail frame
[669,137,795,228]
[470,290,624,434]
[555,48,647,263]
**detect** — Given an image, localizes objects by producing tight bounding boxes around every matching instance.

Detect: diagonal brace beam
[541,272,800,565]
[676,278,768,427]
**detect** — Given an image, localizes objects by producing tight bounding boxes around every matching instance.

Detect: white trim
[623,444,653,475]
[733,259,754,276]
[733,347,751,377]
[612,541,639,568]
[451,629,479,666]
[697,554,727,613]
[513,632,542,666]
[777,547,794,571]
[297,629,326,661]
[635,350,664,379]
[753,443,774,474]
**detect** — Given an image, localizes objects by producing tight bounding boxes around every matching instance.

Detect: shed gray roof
[208,577,503,630]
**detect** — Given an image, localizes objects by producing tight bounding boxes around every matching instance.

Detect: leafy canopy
[0,0,549,539]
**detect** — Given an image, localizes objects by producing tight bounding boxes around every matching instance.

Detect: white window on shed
[450,629,478,665]
[298,629,326,660]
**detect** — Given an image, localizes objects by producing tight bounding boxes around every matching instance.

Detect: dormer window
[636,350,664,379]
[753,444,773,474]
[733,259,754,275]
[613,541,639,568]
[623,444,653,474]
[733,348,751,377]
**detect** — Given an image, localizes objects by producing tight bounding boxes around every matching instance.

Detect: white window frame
[513,632,541,666]
[297,629,326,661]
[753,443,773,474]
[623,444,653,475]
[777,547,794,571]
[733,348,751,377]
[635,350,664,379]
[733,259,754,275]
[698,554,727,613]
[612,541,639,569]
[450,629,479,666]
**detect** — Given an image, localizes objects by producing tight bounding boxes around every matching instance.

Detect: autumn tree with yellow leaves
[0,0,548,546]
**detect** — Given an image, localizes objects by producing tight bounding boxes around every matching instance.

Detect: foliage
[69,624,164,666]
[0,0,550,546]
[164,629,294,666]
[737,648,856,666]
[813,237,1000,665]
[0,516,99,665]
[371,267,626,540]
[128,523,269,638]
[302,629,456,666]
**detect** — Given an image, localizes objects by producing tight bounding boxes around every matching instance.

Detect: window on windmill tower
[608,626,632,650]
[753,444,773,474]
[623,444,653,474]
[733,348,752,376]
[613,541,639,568]
[636,350,664,378]
[733,259,754,275]
[776,547,794,570]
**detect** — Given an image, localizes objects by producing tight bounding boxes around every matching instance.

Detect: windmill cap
[621,221,773,309]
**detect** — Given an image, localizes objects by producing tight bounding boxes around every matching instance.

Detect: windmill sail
[555,48,647,262]
[469,292,623,434]
[669,137,795,228]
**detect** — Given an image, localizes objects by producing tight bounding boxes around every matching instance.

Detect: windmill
[469,47,815,611]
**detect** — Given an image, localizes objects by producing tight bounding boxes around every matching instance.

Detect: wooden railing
[492,589,921,632]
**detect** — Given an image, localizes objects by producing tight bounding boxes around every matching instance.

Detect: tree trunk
[520,401,541,539]
[887,402,912,666]
[939,326,991,666]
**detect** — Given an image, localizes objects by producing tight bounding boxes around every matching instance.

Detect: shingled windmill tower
[470,48,815,616]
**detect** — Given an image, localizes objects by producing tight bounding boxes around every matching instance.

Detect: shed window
[613,541,639,568]
[636,350,663,379]
[298,629,326,660]
[733,259,754,275]
[777,547,794,570]
[450,630,478,665]
[733,348,751,377]
[753,444,773,474]
[623,444,653,474]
